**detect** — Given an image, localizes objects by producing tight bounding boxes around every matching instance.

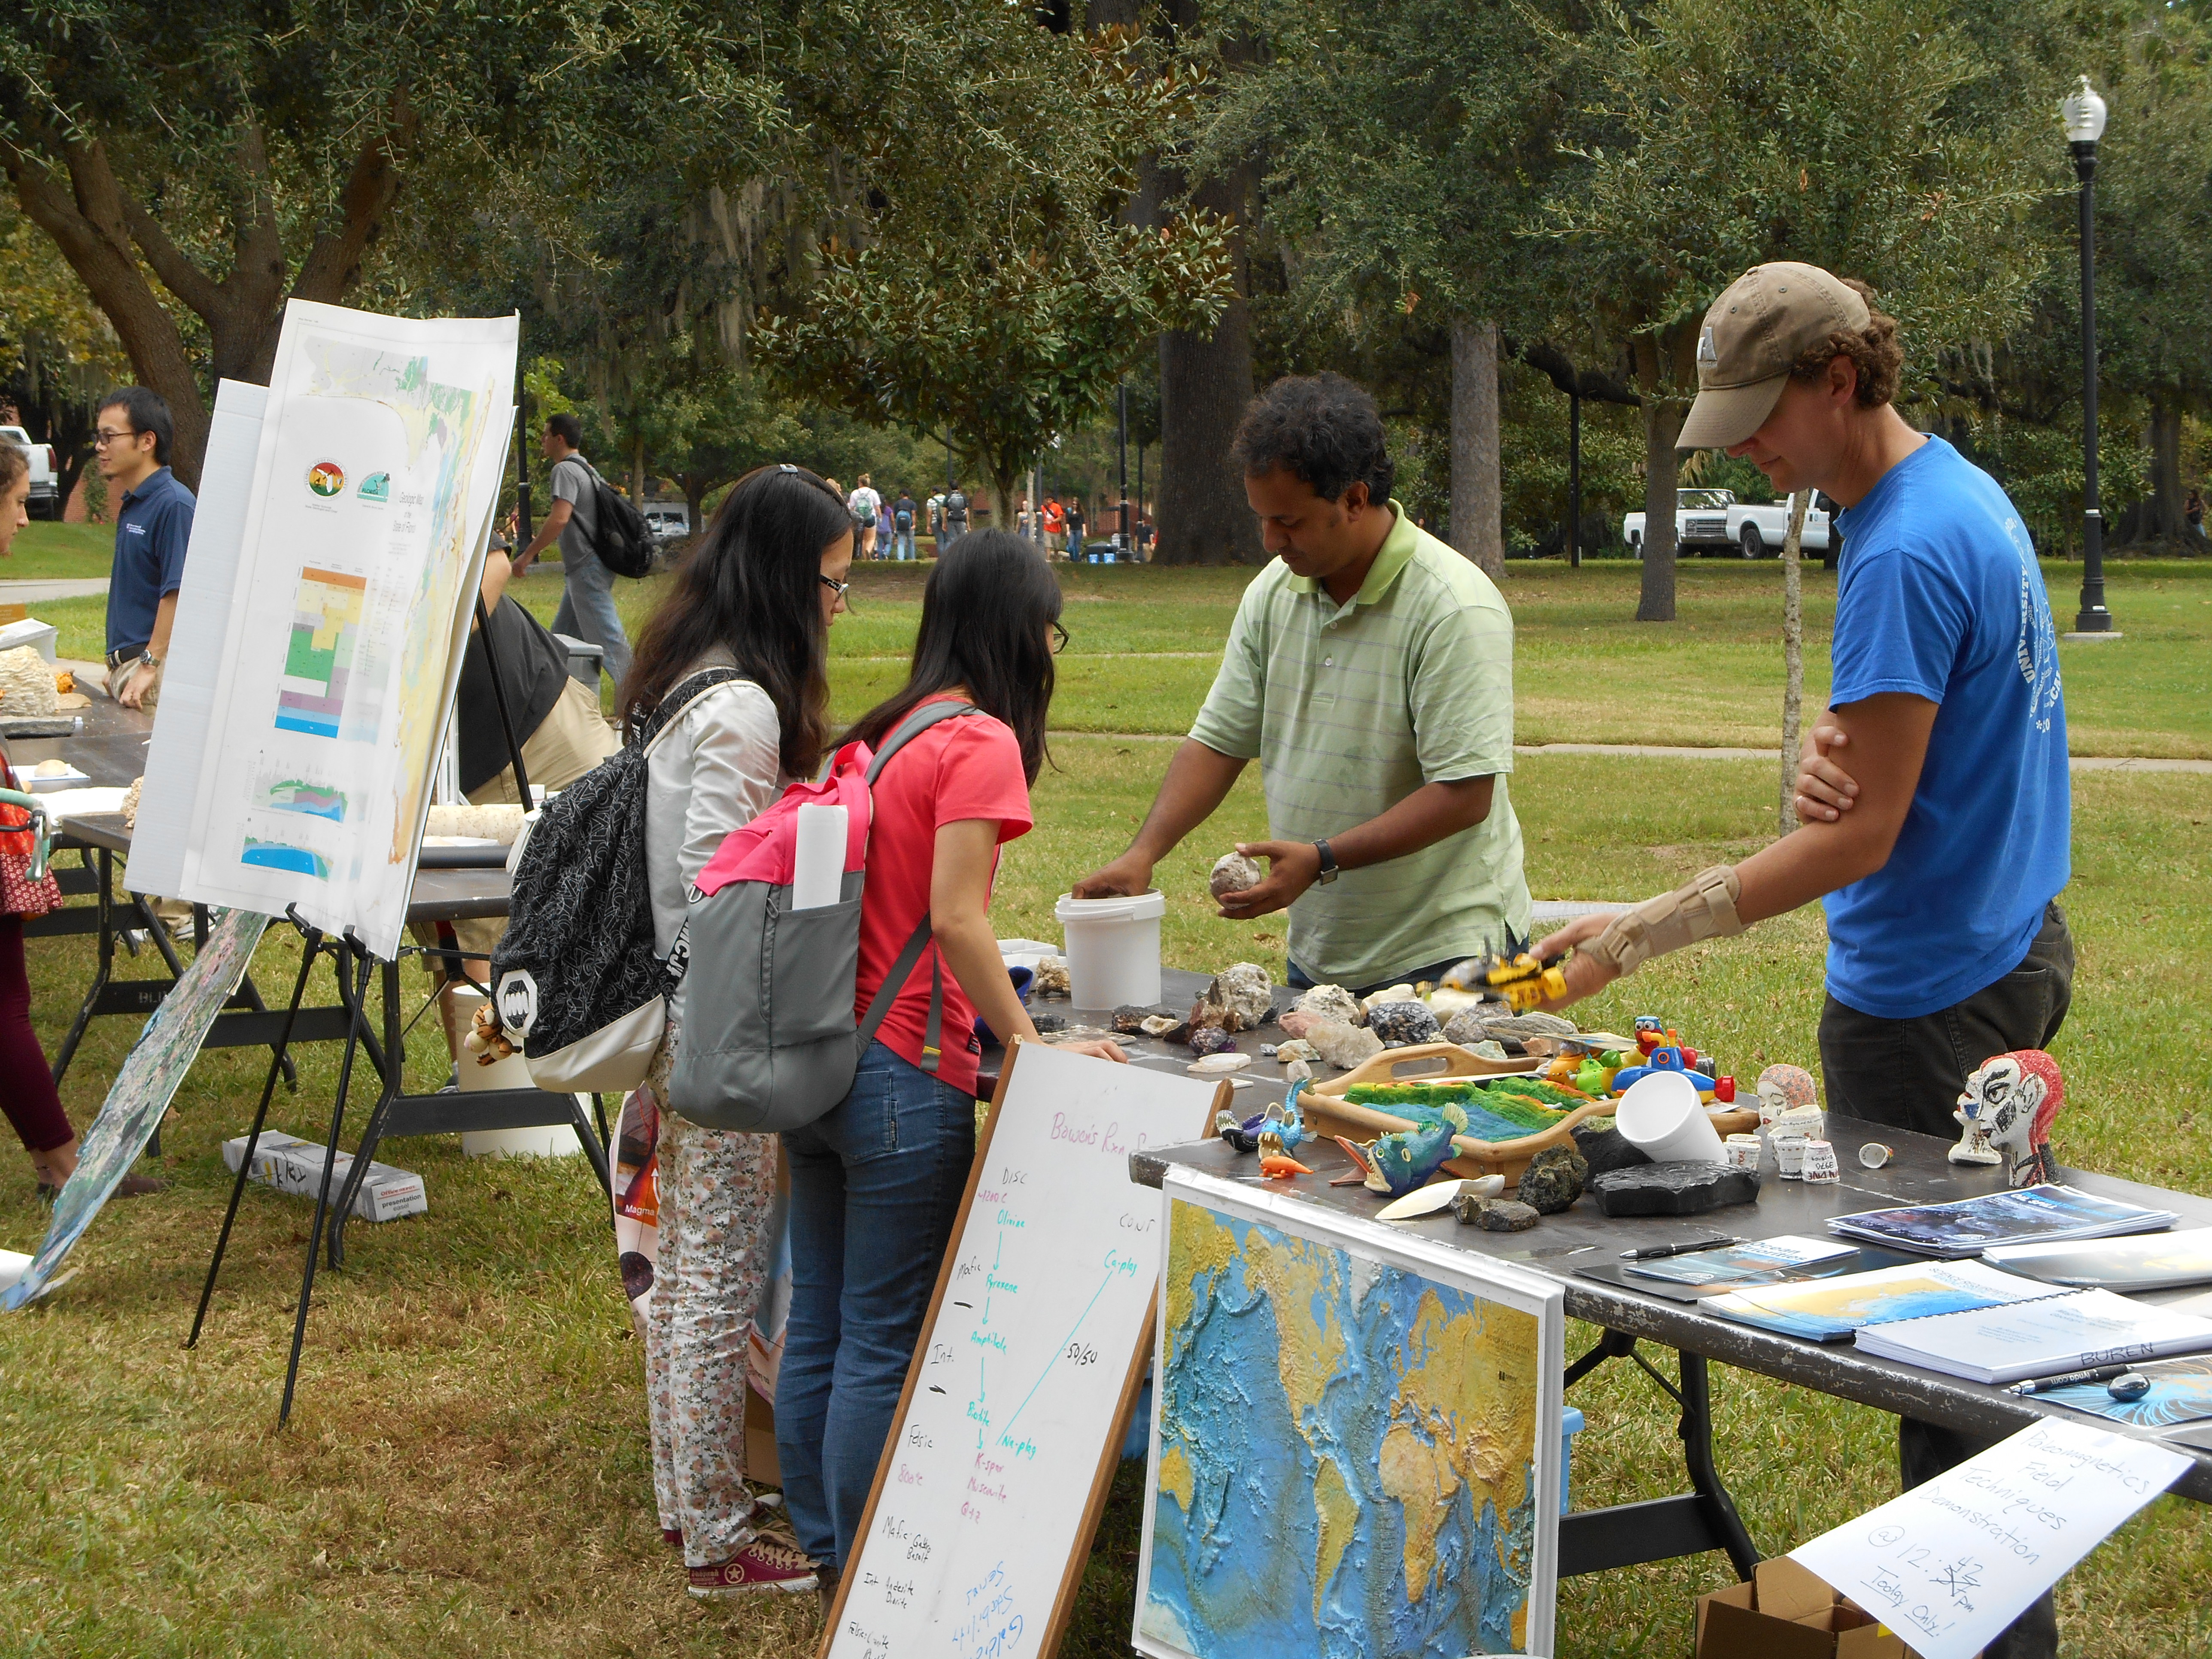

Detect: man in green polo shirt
[1074,372,1528,994]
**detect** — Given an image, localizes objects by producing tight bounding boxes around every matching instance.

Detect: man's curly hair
[1788,277,1903,407]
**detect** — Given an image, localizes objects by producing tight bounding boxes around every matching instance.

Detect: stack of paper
[1707,1259,2069,1343]
[1983,1226,2212,1292]
[1853,1288,2212,1384]
[1826,1184,2176,1258]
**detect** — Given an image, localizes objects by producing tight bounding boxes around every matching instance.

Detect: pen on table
[1620,1236,1743,1261]
[2008,1363,2133,1397]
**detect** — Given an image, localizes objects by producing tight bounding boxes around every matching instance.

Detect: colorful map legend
[274,568,368,739]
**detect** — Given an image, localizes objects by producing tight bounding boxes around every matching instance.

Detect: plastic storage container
[1054,889,1164,1009]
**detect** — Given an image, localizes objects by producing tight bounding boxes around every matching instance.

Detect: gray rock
[1187,1024,1237,1057]
[1140,1015,1184,1039]
[1112,1005,1155,1035]
[1031,1012,1068,1034]
[1571,1121,1651,1177]
[1589,1161,1760,1218]
[1282,1057,1313,1083]
[1307,1020,1383,1070]
[1452,1195,1541,1231]
[1515,1145,1589,1214]
[1293,983,1361,1027]
[1443,1007,1497,1048]
[1191,962,1275,1034]
[1365,1000,1441,1048]
[1209,851,1264,900]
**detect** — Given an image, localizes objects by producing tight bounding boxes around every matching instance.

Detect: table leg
[48,848,116,1085]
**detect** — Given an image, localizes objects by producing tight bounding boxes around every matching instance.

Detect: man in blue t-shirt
[1539,263,2070,1659]
[97,387,196,711]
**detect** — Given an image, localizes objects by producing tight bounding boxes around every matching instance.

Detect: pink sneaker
[687,1538,819,1596]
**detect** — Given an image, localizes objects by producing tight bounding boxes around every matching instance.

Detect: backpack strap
[634,667,744,754]
[851,700,979,1073]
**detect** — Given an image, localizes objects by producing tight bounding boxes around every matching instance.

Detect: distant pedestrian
[942,480,969,549]
[96,387,193,711]
[892,490,918,560]
[1064,497,1086,559]
[1042,495,1065,556]
[876,498,893,556]
[2188,487,2205,540]
[513,413,633,695]
[847,474,882,559]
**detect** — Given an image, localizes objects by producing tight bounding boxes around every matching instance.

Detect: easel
[188,562,613,1423]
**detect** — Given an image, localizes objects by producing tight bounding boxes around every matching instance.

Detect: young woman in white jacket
[621,463,853,1596]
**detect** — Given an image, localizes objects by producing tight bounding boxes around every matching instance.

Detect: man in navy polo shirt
[98,387,195,711]
[1537,263,2069,1659]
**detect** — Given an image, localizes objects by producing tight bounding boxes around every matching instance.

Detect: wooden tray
[1299,1041,1756,1184]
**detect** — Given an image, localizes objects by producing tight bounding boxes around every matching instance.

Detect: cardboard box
[1696,1558,1915,1659]
[745,1382,781,1488]
[221,1130,428,1224]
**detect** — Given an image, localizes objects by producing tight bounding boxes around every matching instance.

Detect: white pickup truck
[0,424,61,519]
[1623,488,1830,559]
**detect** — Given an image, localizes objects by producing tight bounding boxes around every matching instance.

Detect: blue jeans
[552,543,632,692]
[775,1040,975,1568]
[893,526,915,560]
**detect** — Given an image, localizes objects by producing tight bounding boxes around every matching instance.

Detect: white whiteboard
[826,1041,1222,1659]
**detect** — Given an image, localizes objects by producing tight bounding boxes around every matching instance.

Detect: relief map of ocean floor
[1142,1199,1541,1658]
[179,302,513,955]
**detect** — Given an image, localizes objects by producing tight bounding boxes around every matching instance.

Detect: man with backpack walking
[891,489,918,560]
[941,480,969,550]
[514,412,633,694]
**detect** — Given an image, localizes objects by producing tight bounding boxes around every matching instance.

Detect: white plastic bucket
[1053,890,1165,1009]
[1615,1070,1727,1165]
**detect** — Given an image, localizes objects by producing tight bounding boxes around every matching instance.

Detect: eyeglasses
[93,427,141,449]
[1051,622,1070,655]
[820,573,853,606]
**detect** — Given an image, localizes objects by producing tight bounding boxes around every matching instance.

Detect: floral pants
[642,1030,779,1566]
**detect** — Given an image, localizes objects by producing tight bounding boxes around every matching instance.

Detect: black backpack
[489,668,738,1091]
[571,457,656,580]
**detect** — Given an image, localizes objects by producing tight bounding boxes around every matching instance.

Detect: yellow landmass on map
[1312,1454,1356,1620]
[1165,1201,1240,1369]
[1240,1231,1346,1442]
[1157,1442,1195,1515]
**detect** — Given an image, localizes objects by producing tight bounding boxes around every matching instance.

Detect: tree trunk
[632,431,648,508]
[2144,397,2185,544]
[1777,488,1810,836]
[1450,317,1504,578]
[1637,398,1683,622]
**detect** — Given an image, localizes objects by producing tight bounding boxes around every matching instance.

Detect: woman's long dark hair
[619,464,850,778]
[844,531,1061,784]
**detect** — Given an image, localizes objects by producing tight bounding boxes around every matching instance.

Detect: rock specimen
[1360,983,1416,1016]
[1589,1161,1759,1218]
[1364,1000,1441,1048]
[1442,1009,1497,1048]
[1307,1020,1383,1070]
[1468,1040,1508,1061]
[1515,1145,1589,1214]
[1208,851,1264,900]
[1187,1024,1238,1057]
[1292,983,1361,1026]
[121,775,144,830]
[1273,1038,1319,1064]
[1571,1121,1651,1178]
[1142,1015,1186,1040]
[1282,1057,1313,1083]
[1030,959,1070,997]
[1188,1051,1252,1075]
[1031,1013,1068,1034]
[1190,962,1275,1034]
[1452,1195,1540,1231]
[1443,1006,1580,1050]
[1112,1006,1153,1035]
[0,646,57,717]
[1278,1010,1319,1039]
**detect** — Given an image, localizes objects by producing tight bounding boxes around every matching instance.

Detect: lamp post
[2061,74,2115,635]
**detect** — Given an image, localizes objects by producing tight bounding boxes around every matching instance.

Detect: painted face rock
[1956,1049,2065,1187]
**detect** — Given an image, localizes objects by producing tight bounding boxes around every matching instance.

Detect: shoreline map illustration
[1140,1199,1542,1658]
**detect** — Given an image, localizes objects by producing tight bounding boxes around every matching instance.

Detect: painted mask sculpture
[1755,1063,1818,1127]
[1951,1049,2064,1187]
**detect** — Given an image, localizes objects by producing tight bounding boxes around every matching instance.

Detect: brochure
[1853,1288,2212,1384]
[1982,1226,2212,1292]
[1826,1184,2176,1259]
[2041,1353,2212,1429]
[1706,1259,2069,1343]
[1624,1234,1856,1288]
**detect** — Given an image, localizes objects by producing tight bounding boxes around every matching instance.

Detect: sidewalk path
[0,577,108,602]
[1054,731,2212,775]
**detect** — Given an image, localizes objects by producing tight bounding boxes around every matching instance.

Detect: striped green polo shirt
[1189,503,1530,987]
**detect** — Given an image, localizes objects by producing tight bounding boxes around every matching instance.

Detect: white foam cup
[1616,1070,1728,1166]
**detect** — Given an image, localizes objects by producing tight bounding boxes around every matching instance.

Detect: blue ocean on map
[1142,1201,1542,1658]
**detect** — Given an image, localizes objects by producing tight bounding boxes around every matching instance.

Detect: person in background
[847,474,882,559]
[0,440,161,1200]
[96,387,193,711]
[512,413,632,697]
[1076,372,1528,995]
[1063,495,1085,560]
[1042,494,1065,557]
[2188,486,2205,541]
[775,533,1125,1595]
[892,488,918,560]
[411,542,620,1068]
[940,479,969,549]
[876,495,894,560]
[625,463,857,1595]
[926,489,945,550]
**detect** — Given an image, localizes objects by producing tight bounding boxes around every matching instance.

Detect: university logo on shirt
[2004,515,2062,735]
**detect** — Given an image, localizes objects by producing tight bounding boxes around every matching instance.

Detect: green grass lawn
[0,520,114,579]
[3,558,2210,1657]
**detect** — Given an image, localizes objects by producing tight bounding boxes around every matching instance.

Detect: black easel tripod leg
[186,924,326,1349]
[1678,1351,1761,1579]
[278,940,370,1428]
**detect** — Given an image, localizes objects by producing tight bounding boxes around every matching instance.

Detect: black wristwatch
[1312,839,1339,884]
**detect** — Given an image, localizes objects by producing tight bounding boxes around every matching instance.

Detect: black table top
[1130,1121,2212,1503]
[3,690,155,788]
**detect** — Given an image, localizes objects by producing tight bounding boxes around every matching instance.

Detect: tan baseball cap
[1677,263,1872,450]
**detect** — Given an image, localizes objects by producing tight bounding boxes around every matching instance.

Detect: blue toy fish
[1333,1100,1469,1197]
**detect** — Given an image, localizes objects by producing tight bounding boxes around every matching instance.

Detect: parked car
[1623,489,1830,559]
[643,502,690,544]
[0,425,61,519]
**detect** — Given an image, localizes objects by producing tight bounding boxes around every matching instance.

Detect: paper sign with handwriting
[826,1042,1219,1659]
[1789,1417,2190,1659]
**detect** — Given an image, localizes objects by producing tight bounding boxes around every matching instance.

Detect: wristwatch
[1312,839,1340,885]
